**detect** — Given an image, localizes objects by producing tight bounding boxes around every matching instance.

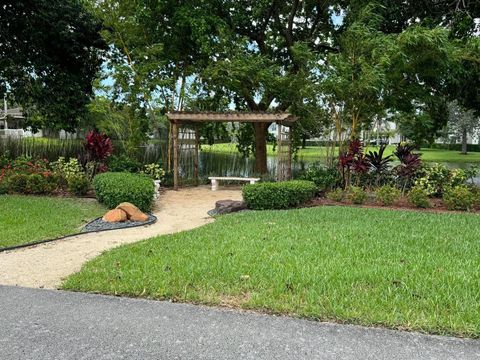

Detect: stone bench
[208,176,260,191]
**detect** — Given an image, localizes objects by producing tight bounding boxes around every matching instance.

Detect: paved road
[0,286,478,360]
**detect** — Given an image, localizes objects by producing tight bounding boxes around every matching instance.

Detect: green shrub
[68,175,90,196]
[107,155,142,173]
[408,186,431,208]
[52,157,83,180]
[142,163,165,181]
[0,180,8,195]
[8,174,28,193]
[25,174,49,194]
[414,164,467,197]
[298,164,339,191]
[443,186,475,211]
[161,170,174,187]
[375,185,401,206]
[346,186,367,204]
[93,172,155,212]
[470,185,480,209]
[450,168,467,187]
[242,180,317,210]
[326,188,344,202]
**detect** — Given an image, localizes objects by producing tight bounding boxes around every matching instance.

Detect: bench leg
[211,179,218,191]
[250,180,256,185]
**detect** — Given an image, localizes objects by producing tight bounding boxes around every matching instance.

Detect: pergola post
[194,125,200,185]
[287,125,293,180]
[276,122,282,181]
[172,121,179,191]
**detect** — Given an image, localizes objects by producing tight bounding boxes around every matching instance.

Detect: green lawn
[0,195,106,248]
[201,143,480,163]
[63,206,480,337]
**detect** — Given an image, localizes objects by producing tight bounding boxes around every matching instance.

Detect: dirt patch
[219,292,252,308]
[0,186,243,289]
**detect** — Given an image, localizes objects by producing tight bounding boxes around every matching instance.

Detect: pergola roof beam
[166,111,297,124]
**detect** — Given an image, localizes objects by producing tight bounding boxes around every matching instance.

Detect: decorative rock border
[82,214,157,232]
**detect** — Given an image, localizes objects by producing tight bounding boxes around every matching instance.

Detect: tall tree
[197,1,341,173]
[446,101,480,154]
[335,0,479,144]
[0,0,105,131]
[320,4,393,140]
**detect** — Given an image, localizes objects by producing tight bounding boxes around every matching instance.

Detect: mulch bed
[306,197,480,215]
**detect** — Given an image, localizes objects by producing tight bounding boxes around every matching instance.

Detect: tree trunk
[461,127,468,155]
[253,122,268,174]
[302,135,307,149]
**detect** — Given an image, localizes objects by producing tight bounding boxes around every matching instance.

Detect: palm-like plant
[394,143,417,163]
[366,144,393,185]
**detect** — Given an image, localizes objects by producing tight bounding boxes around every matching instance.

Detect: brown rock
[102,209,127,223]
[214,200,247,215]
[116,202,141,218]
[128,211,149,222]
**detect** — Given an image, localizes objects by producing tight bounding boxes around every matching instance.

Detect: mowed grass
[0,195,106,248]
[63,206,480,337]
[202,143,480,163]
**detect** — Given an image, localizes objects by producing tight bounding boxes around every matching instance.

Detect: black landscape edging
[0,214,157,253]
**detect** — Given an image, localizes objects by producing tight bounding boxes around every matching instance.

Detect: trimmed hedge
[93,172,155,212]
[242,180,317,210]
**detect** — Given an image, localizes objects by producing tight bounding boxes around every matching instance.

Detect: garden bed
[307,196,480,214]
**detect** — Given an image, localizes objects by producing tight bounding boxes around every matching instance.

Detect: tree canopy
[0,0,105,131]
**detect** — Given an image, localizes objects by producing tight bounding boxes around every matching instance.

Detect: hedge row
[242,180,317,210]
[93,172,155,212]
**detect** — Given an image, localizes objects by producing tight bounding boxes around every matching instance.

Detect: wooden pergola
[166,111,297,190]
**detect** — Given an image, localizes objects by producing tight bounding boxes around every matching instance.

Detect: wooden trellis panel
[277,123,292,181]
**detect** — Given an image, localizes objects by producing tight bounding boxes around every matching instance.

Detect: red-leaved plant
[83,130,113,178]
[393,143,422,193]
[84,130,113,162]
[339,139,370,188]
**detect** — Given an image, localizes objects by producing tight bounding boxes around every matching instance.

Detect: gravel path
[0,186,242,289]
[1,285,479,360]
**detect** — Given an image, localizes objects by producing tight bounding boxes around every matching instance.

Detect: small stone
[214,200,247,215]
[129,211,149,222]
[102,209,128,223]
[116,202,141,217]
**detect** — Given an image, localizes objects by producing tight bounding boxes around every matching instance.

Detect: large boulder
[214,200,247,215]
[116,202,149,222]
[116,202,140,216]
[129,211,149,222]
[102,209,127,223]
